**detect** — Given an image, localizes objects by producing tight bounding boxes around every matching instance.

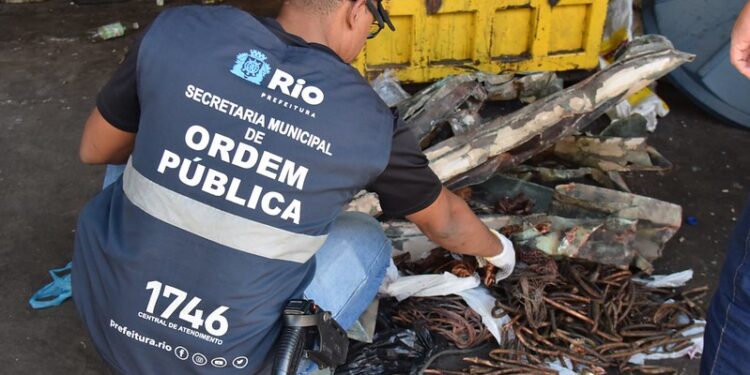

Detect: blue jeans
[702,197,750,374]
[103,165,391,372]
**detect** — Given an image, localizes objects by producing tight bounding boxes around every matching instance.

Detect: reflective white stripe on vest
[122,160,325,263]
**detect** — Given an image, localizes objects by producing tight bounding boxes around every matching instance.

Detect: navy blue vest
[72,6,392,374]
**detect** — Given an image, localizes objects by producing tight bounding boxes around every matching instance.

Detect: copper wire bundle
[395,247,706,373]
[393,296,493,349]
[458,259,704,373]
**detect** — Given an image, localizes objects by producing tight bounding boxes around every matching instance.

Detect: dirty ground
[0,0,748,374]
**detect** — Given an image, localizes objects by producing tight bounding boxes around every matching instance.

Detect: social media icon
[232,356,249,369]
[211,357,227,368]
[192,353,208,366]
[174,346,189,360]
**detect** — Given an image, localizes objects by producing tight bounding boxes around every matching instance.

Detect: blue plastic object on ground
[686,216,699,226]
[29,262,73,309]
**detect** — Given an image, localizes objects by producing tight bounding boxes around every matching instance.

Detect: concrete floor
[1,0,748,374]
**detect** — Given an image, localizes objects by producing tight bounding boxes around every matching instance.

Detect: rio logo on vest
[231,49,325,106]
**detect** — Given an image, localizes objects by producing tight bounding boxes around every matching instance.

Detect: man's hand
[732,1,750,79]
[406,187,516,279]
[483,229,516,281]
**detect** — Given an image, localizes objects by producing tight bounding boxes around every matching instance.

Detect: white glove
[483,229,516,281]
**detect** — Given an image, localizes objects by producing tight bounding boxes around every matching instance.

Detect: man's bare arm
[406,187,503,258]
[79,107,136,165]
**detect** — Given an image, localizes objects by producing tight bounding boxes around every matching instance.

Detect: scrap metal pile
[338,35,707,374]
[393,249,706,374]
[488,264,706,374]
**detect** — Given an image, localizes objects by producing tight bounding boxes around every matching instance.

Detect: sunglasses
[362,0,395,39]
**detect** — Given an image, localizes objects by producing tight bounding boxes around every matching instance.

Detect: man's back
[72,6,393,374]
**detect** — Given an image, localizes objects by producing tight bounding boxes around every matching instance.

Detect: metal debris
[551,183,682,265]
[509,165,632,192]
[503,215,640,269]
[495,193,535,215]
[458,175,554,213]
[384,179,681,271]
[392,72,562,148]
[600,114,650,137]
[476,72,563,103]
[385,212,641,270]
[395,248,478,278]
[353,32,699,375]
[396,74,489,147]
[349,35,693,216]
[424,258,706,374]
[422,35,691,184]
[552,136,672,172]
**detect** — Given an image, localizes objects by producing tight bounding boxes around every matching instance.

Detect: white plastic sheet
[633,269,694,288]
[606,90,670,132]
[456,287,511,345]
[371,69,411,107]
[546,358,577,375]
[379,259,480,302]
[628,320,705,364]
[379,259,509,345]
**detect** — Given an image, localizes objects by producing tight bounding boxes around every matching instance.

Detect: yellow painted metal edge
[354,0,609,82]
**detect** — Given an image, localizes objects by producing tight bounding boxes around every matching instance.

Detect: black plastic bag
[334,325,437,375]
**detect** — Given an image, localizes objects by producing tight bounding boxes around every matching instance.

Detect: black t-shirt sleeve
[95,36,142,133]
[366,111,443,218]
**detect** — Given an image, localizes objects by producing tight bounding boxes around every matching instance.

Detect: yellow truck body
[353,0,609,82]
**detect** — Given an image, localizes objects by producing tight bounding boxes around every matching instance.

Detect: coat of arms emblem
[230,49,271,85]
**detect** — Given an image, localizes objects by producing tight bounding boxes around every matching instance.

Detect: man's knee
[305,212,391,328]
[334,212,386,240]
[332,212,390,266]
